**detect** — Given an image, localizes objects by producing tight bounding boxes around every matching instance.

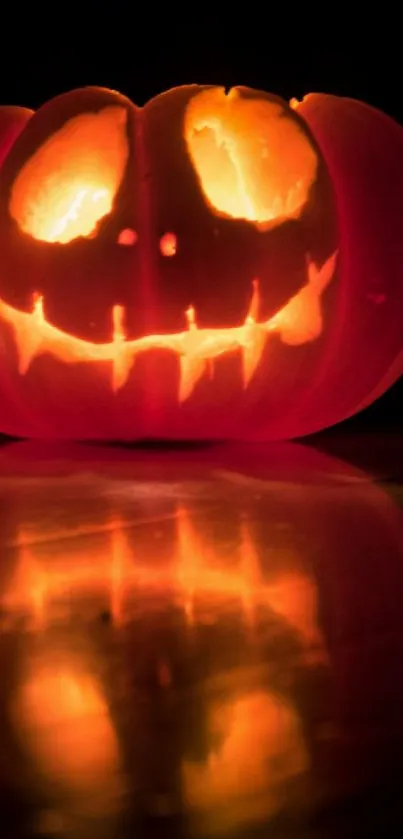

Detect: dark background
[0,15,400,439]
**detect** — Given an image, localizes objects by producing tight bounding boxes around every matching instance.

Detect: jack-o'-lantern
[0,86,401,440]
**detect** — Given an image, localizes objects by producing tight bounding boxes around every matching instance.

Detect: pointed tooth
[248,278,260,321]
[112,349,135,392]
[13,322,44,374]
[112,305,126,340]
[111,304,133,392]
[274,287,323,345]
[307,250,338,293]
[179,355,208,402]
[242,328,267,387]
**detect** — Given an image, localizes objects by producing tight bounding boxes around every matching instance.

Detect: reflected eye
[160,232,177,256]
[9,106,129,244]
[184,88,318,228]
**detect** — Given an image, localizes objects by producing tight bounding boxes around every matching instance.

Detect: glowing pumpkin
[0,86,401,441]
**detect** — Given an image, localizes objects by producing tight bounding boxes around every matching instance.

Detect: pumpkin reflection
[11,639,122,821]
[16,656,118,807]
[183,689,308,833]
[3,506,324,659]
[1,441,403,832]
[1,482,327,830]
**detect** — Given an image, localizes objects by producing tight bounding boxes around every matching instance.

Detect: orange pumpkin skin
[0,86,400,441]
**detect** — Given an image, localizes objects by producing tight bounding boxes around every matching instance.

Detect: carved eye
[9,106,129,244]
[184,88,318,228]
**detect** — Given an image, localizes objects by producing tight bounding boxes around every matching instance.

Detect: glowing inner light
[184,88,318,227]
[9,106,129,243]
[117,227,137,246]
[0,252,337,400]
[160,231,177,256]
[3,507,326,651]
[183,690,308,830]
[14,658,121,810]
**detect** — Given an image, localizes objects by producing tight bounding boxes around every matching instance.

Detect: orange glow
[160,231,177,256]
[117,227,137,245]
[9,106,129,243]
[3,508,326,655]
[267,255,335,344]
[0,252,337,400]
[12,652,121,813]
[184,88,318,227]
[183,689,308,832]
[3,497,325,829]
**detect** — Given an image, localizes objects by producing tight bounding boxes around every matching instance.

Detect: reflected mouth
[0,252,337,402]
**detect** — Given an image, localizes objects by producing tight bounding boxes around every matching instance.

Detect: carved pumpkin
[0,86,401,440]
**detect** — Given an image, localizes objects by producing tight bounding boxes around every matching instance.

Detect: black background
[0,13,400,439]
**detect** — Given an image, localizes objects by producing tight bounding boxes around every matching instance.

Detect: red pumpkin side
[289,94,403,438]
[0,106,33,167]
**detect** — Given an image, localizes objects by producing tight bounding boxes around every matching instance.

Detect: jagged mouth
[0,252,337,402]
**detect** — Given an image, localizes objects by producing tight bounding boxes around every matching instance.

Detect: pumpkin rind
[0,86,400,441]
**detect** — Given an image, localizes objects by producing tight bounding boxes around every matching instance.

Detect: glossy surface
[0,438,403,837]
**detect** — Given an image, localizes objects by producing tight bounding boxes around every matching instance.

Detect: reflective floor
[0,436,403,838]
